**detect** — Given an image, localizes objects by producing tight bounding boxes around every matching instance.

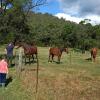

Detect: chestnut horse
[16,42,37,64]
[91,48,97,62]
[48,47,68,63]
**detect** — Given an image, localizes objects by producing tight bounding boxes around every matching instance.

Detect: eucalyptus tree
[0,0,46,43]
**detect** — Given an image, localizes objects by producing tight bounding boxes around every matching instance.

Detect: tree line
[0,0,100,50]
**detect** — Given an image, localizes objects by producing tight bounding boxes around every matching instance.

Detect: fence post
[15,48,23,77]
[69,50,72,65]
[36,52,39,93]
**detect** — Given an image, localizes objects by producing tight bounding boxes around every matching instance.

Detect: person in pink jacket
[0,56,8,87]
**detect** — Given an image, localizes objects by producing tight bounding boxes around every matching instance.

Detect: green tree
[0,0,46,43]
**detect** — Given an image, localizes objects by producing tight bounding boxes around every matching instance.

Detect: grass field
[0,46,100,100]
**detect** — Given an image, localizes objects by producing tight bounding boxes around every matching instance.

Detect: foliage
[0,0,100,49]
[26,12,100,49]
[0,0,46,43]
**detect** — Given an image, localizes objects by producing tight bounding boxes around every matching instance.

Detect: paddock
[0,46,100,100]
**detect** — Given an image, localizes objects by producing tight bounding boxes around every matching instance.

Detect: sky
[38,0,100,25]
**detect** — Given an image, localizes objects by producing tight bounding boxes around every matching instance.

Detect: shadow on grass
[55,61,63,64]
[49,60,63,64]
[5,76,13,87]
[85,57,92,61]
[9,64,15,68]
[25,60,37,65]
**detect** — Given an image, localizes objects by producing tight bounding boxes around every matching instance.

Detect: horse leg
[93,56,96,62]
[58,56,61,63]
[52,54,54,62]
[32,55,34,62]
[35,54,37,59]
[29,56,31,65]
[91,57,93,62]
[25,55,26,65]
[94,58,95,62]
[91,51,93,61]
[48,54,51,62]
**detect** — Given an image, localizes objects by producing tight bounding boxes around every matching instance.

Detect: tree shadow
[55,61,63,64]
[5,76,13,87]
[9,64,15,68]
[25,60,37,65]
[85,57,92,61]
[49,60,63,64]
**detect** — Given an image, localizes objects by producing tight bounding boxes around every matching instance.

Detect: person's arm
[6,67,8,74]
[5,62,8,74]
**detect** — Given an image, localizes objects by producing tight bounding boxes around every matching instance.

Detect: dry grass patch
[19,69,100,100]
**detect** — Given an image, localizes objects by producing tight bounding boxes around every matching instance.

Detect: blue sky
[37,0,100,25]
[38,0,62,15]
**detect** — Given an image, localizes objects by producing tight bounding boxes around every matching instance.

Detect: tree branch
[26,0,46,16]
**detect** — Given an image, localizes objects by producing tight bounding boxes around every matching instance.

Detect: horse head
[61,48,69,54]
[14,41,26,49]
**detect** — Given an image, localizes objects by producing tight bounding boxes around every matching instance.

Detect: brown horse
[48,47,68,63]
[16,42,37,64]
[91,48,97,62]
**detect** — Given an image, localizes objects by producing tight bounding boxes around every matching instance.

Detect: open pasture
[0,46,100,100]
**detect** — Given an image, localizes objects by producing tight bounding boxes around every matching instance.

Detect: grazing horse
[91,48,97,62]
[48,47,68,63]
[16,42,37,64]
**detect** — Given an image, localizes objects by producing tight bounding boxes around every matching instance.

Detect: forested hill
[27,12,100,49]
[27,12,75,46]
[0,11,100,50]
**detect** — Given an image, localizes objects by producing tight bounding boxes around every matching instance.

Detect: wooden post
[36,53,39,93]
[70,51,72,65]
[18,48,23,73]
[15,48,23,77]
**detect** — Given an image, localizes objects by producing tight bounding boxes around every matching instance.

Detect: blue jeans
[0,73,6,84]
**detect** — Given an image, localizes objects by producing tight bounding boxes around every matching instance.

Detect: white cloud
[47,0,100,25]
[85,15,100,25]
[55,13,82,23]
[58,0,100,16]
[55,13,100,25]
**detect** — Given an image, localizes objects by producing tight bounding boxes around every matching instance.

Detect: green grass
[0,46,100,100]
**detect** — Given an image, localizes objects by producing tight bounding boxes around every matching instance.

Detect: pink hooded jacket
[0,59,8,74]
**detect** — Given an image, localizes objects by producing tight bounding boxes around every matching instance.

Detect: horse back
[24,45,37,55]
[30,46,37,54]
[49,47,61,56]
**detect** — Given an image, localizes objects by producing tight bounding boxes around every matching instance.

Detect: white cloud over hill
[55,13,100,25]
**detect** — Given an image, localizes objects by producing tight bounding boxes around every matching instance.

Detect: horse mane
[59,48,64,53]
